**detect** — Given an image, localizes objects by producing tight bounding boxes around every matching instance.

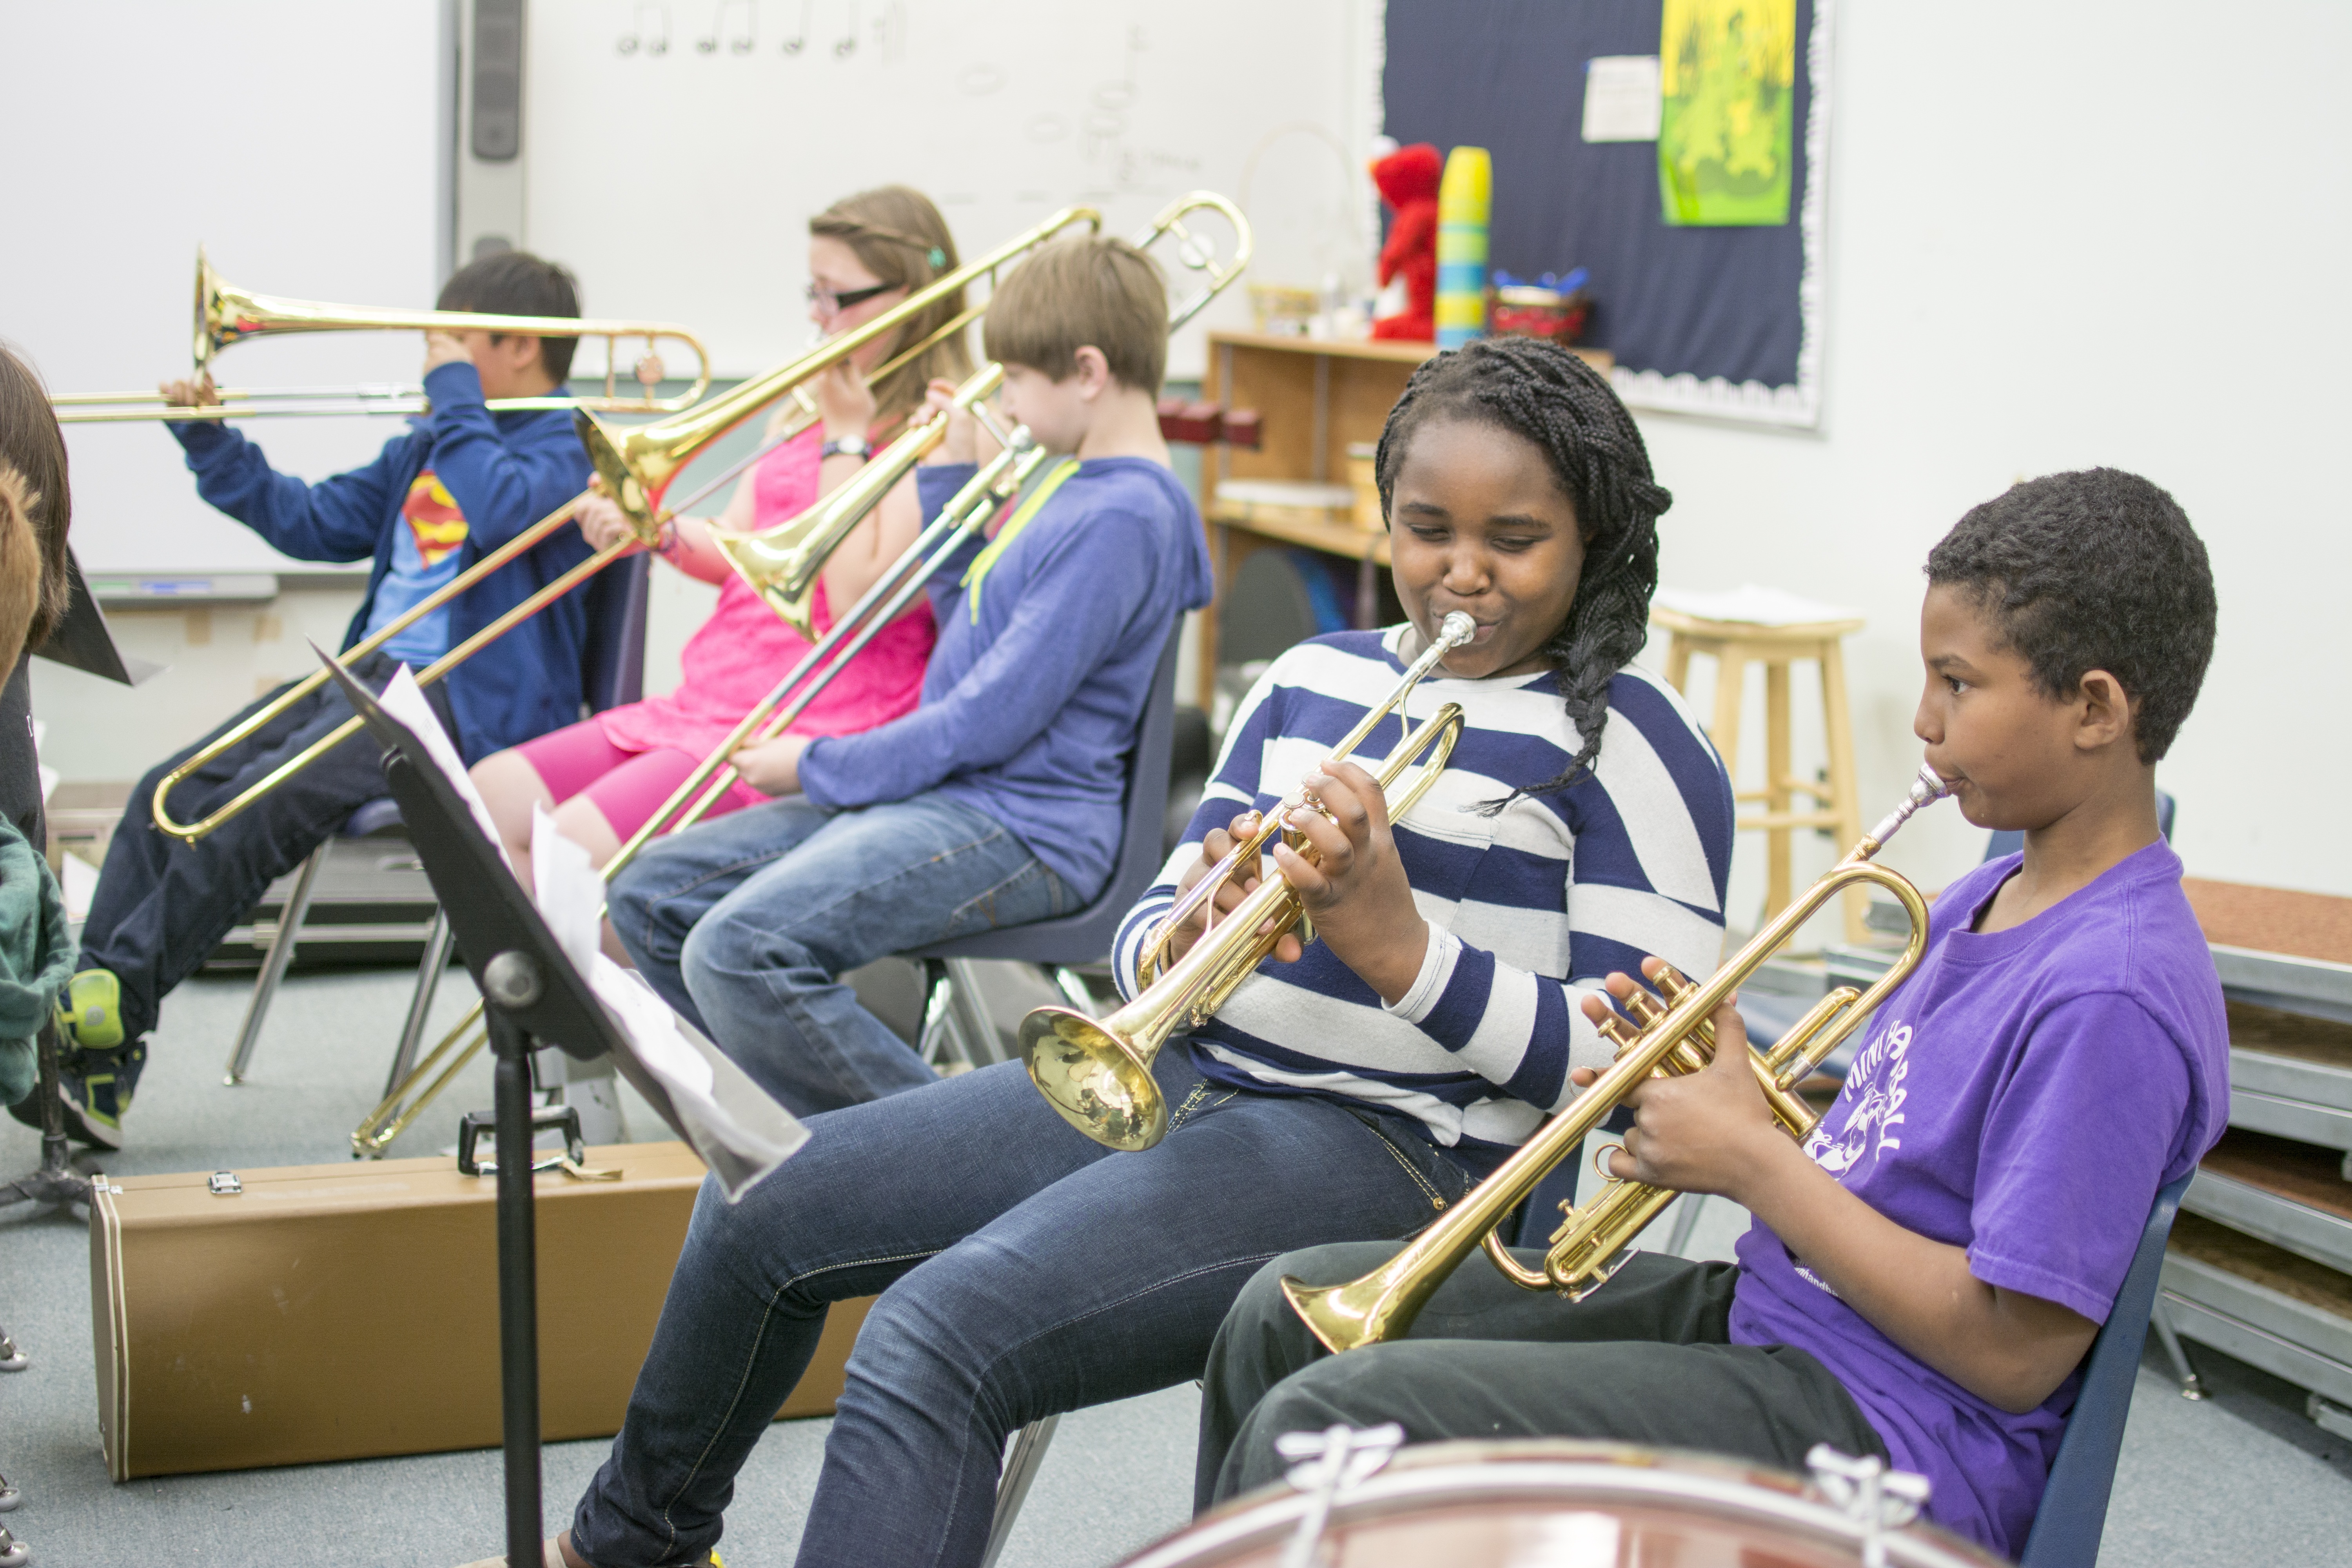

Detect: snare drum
[1116,1440,2014,1568]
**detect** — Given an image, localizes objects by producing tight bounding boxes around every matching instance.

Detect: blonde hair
[982,236,1168,394]
[810,186,975,426]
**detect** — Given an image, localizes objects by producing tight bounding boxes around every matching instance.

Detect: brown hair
[982,236,1168,394]
[0,344,74,660]
[810,186,974,427]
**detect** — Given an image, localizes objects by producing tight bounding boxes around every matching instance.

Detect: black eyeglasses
[806,280,898,315]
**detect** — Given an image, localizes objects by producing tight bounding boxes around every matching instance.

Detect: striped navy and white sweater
[1112,626,1735,1158]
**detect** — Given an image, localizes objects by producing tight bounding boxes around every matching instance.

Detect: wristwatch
[820,436,871,462]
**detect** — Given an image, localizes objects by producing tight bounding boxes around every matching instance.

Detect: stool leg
[224,840,330,1086]
[1818,639,1868,943]
[981,1415,1062,1568]
[1708,648,1747,789]
[1764,660,1793,922]
[1663,632,1694,696]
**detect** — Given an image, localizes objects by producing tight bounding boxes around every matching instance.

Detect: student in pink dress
[471,187,971,887]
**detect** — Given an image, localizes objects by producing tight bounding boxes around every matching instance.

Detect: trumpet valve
[1622,988,1668,1026]
[1651,963,1694,1000]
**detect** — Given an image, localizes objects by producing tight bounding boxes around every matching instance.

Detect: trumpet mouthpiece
[1437,611,1476,648]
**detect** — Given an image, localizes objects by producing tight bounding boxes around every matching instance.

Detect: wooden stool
[1652,604,1871,944]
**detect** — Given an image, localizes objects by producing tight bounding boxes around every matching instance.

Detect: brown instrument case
[90,1141,867,1479]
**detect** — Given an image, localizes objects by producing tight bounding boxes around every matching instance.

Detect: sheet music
[374,662,514,872]
[530,801,807,1196]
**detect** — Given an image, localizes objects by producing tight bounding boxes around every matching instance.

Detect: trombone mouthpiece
[1437,611,1476,649]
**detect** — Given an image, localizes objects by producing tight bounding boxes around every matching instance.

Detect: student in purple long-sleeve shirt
[603,235,1212,1117]
[1201,469,2231,1561]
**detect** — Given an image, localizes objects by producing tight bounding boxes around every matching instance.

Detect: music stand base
[2,1023,94,1214]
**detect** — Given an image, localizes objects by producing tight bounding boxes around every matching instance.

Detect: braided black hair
[1374,336,1671,802]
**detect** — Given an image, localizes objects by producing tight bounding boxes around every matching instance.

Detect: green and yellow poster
[1658,0,1797,227]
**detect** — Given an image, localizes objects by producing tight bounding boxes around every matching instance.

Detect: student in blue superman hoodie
[28,250,597,1149]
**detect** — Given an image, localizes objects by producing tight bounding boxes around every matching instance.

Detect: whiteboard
[524,0,1383,380]
[0,1,446,575]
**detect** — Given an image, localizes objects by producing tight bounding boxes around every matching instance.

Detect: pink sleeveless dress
[596,426,938,759]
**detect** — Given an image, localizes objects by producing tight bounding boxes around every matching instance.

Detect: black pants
[1196,1242,1887,1510]
[77,652,449,1042]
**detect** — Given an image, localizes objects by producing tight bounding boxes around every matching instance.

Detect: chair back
[580,553,652,714]
[2018,1169,2192,1568]
[913,623,1182,964]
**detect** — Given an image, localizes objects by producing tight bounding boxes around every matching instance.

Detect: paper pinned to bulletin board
[1659,0,1798,226]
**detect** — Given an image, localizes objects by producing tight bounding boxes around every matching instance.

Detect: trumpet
[1016,611,1479,1153]
[1281,764,1951,1353]
[53,249,711,422]
[154,206,1105,848]
[352,192,1255,1156]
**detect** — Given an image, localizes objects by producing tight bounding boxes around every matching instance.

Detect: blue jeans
[569,1050,1480,1568]
[605,792,1068,1116]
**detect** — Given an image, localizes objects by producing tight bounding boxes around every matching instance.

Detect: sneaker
[56,968,126,1051]
[52,1039,145,1151]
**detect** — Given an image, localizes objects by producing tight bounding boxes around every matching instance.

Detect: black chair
[223,555,652,1087]
[902,627,1183,1073]
[2017,1172,2192,1568]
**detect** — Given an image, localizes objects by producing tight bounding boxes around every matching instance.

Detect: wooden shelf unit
[1192,332,1610,710]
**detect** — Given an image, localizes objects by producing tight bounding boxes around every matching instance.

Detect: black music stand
[321,652,737,1568]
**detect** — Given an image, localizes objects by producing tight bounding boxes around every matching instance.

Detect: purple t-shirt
[1728,838,2228,1555]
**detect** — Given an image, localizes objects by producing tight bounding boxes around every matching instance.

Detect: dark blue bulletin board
[1382,0,1829,427]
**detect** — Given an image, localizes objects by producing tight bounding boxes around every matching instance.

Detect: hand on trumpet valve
[1269,758,1430,1005]
[1165,809,1292,966]
[422,329,472,375]
[730,733,809,798]
[157,372,220,415]
[1571,959,1779,1201]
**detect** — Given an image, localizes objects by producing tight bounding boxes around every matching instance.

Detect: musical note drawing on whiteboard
[871,0,907,62]
[779,0,809,54]
[833,0,858,58]
[618,1,670,56]
[698,0,755,54]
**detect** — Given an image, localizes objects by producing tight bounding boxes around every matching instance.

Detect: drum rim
[1120,1442,2012,1568]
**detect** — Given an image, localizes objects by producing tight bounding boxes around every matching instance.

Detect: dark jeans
[1197,1242,1887,1509]
[77,652,445,1042]
[604,791,1070,1117]
[569,1050,1481,1568]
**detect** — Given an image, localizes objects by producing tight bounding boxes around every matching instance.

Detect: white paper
[1653,583,1863,628]
[530,804,606,978]
[589,955,716,1098]
[1583,55,1662,143]
[376,664,514,874]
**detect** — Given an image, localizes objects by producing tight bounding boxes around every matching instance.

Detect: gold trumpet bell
[1019,1008,1165,1151]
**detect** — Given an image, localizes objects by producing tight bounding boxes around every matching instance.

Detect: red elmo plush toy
[1371,142,1441,342]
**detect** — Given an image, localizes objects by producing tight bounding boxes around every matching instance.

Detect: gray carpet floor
[4,967,2350,1566]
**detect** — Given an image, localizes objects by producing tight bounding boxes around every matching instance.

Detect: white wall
[1626,0,2352,921]
[27,0,2350,921]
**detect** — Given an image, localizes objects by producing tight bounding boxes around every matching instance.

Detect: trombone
[1279,764,1952,1354]
[351,191,1256,1156]
[153,204,1109,847]
[52,249,712,422]
[1015,610,1477,1152]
